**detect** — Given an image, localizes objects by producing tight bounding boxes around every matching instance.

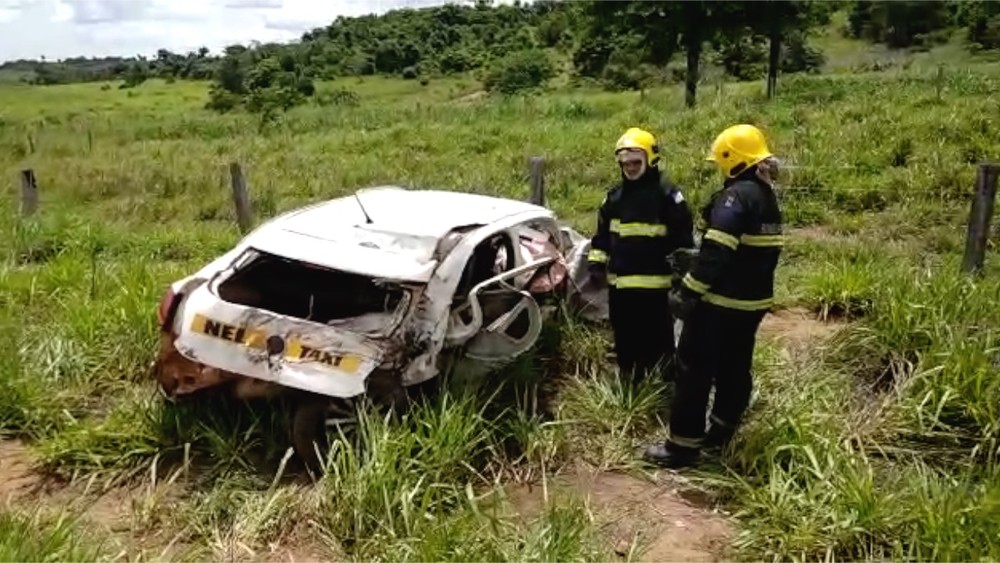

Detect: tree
[483,49,555,95]
[953,0,1000,51]
[707,1,832,97]
[680,1,705,108]
[3,1,582,86]
[571,1,833,105]
[205,47,314,118]
[120,58,149,89]
[847,0,952,48]
[573,0,740,107]
[755,1,833,98]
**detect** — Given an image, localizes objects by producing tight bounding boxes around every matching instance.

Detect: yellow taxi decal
[191,313,266,350]
[285,340,363,372]
[190,313,363,373]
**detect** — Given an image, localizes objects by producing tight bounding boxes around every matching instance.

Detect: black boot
[660,357,677,383]
[704,420,737,452]
[643,441,700,469]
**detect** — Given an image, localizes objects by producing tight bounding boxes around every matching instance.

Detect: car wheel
[291,392,357,479]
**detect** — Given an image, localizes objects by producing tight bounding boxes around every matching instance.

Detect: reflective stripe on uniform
[741,234,785,247]
[710,414,733,429]
[667,430,703,449]
[703,293,774,311]
[704,229,784,249]
[610,219,667,237]
[608,274,672,289]
[588,248,608,263]
[704,228,739,249]
[682,273,709,295]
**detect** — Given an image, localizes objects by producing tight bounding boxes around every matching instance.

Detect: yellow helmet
[706,124,773,178]
[615,127,660,167]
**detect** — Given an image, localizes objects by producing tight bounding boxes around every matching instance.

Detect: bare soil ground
[761,306,847,349]
[505,463,736,562]
[0,440,40,502]
[454,90,487,104]
[0,440,199,560]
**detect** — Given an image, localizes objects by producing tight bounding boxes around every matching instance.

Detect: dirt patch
[761,307,845,350]
[505,464,734,561]
[0,439,190,558]
[0,440,43,502]
[454,90,487,104]
[255,538,339,563]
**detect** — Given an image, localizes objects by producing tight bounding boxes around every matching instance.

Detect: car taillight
[157,287,182,332]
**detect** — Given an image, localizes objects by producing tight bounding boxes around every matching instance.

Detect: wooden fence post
[935,64,945,102]
[961,162,1000,274]
[20,169,38,217]
[229,162,253,234]
[529,156,545,206]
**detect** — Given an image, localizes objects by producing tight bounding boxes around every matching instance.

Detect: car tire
[291,392,359,479]
[291,393,329,478]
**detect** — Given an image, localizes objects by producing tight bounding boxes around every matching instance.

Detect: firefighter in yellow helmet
[587,127,695,383]
[644,124,784,469]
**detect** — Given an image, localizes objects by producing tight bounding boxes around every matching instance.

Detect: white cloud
[0,0,33,8]
[225,0,282,9]
[0,0,513,62]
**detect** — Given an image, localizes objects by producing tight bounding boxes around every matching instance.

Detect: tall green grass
[0,507,108,561]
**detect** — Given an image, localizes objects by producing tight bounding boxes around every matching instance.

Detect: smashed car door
[464,282,542,362]
[446,244,552,358]
[445,262,548,382]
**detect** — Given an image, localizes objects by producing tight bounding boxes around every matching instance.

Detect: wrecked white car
[152,186,605,468]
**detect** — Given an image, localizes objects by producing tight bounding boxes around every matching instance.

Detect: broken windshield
[215,249,410,335]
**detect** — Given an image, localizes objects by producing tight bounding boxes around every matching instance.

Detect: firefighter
[587,127,695,382]
[644,123,784,469]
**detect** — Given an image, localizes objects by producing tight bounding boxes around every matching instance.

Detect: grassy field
[2,35,1000,561]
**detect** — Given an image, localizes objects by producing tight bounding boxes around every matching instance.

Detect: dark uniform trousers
[608,287,674,380]
[666,171,782,450]
[669,303,765,443]
[587,168,694,383]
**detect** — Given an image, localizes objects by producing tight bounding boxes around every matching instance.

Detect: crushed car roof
[240,186,554,282]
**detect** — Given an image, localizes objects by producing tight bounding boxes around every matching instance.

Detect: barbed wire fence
[12,155,1000,275]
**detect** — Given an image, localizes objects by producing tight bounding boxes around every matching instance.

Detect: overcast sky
[0,0,488,63]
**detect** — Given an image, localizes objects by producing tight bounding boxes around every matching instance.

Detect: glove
[587,263,608,288]
[668,287,698,321]
[667,248,698,276]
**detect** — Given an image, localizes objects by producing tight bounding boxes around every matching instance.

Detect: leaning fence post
[229,162,253,234]
[529,156,545,206]
[20,169,38,217]
[961,162,1000,274]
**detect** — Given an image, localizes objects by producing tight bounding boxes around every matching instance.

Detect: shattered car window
[215,249,410,335]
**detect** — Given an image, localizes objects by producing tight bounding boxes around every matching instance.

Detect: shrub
[483,50,555,96]
[782,32,826,74]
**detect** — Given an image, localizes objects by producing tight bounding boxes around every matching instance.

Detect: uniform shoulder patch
[660,180,685,204]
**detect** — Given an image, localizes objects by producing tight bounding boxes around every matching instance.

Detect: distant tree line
[2,47,216,87]
[4,0,1000,103]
